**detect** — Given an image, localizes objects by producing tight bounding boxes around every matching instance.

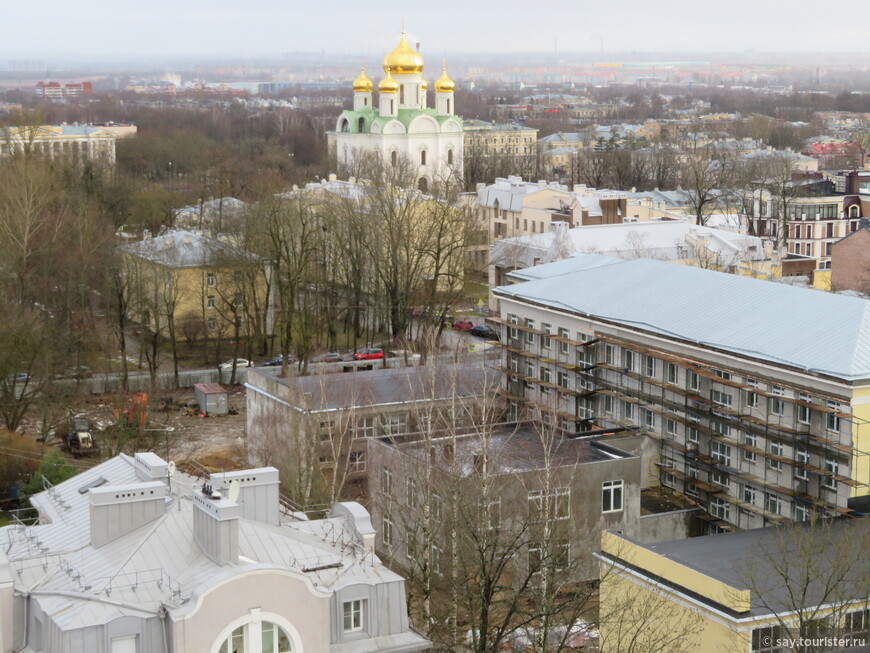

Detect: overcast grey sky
[5,0,868,60]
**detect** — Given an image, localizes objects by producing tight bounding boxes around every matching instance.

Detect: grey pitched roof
[5,454,407,629]
[120,230,247,268]
[495,255,870,381]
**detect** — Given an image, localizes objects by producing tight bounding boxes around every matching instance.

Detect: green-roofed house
[326,30,463,192]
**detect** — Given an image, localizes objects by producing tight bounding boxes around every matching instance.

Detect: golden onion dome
[421,78,428,91]
[382,31,424,75]
[434,63,455,93]
[352,66,373,92]
[378,69,399,93]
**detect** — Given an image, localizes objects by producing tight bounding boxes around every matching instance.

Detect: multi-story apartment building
[491,254,869,532]
[745,169,870,272]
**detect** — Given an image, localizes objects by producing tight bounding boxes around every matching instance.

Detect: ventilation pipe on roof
[210,467,280,526]
[193,483,239,565]
[89,482,167,547]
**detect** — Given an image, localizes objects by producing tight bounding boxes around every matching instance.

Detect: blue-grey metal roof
[495,255,870,381]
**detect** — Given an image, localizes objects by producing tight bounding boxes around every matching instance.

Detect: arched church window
[364,97,368,106]
[400,85,404,104]
[850,205,859,218]
[390,99,394,114]
[357,117,365,132]
[421,150,427,165]
[447,98,451,114]
[391,151,397,167]
[447,149,454,165]
[340,119,349,133]
[418,177,428,193]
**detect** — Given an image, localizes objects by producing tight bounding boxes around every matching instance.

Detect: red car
[353,348,384,360]
[452,319,474,331]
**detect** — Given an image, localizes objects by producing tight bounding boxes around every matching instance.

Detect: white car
[219,359,252,371]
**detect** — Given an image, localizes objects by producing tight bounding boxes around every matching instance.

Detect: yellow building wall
[848,385,870,499]
[813,268,832,291]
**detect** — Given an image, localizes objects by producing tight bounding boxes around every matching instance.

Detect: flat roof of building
[252,361,500,412]
[391,425,636,476]
[495,254,870,381]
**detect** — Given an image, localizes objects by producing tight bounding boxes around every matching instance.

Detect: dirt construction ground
[30,385,250,471]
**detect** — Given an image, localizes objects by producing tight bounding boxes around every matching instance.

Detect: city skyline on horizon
[6,0,870,62]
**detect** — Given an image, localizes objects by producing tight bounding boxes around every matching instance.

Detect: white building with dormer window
[327,30,463,192]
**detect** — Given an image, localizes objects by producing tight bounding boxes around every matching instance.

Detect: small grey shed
[194,383,228,416]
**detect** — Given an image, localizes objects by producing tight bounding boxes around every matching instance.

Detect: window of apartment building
[382,413,408,436]
[826,400,841,432]
[745,378,759,408]
[342,599,366,634]
[217,622,293,653]
[508,314,518,339]
[687,370,700,392]
[666,362,678,384]
[602,480,624,513]
[487,499,501,531]
[541,323,552,349]
[539,366,551,384]
[353,417,376,438]
[641,408,655,429]
[525,361,535,389]
[686,483,699,497]
[524,219,528,230]
[711,470,729,487]
[557,371,569,389]
[405,477,417,507]
[742,433,757,462]
[768,442,783,471]
[623,349,636,372]
[797,392,812,424]
[795,448,809,480]
[765,492,782,515]
[689,465,701,480]
[643,355,655,377]
[743,485,756,505]
[430,544,443,576]
[711,420,731,437]
[769,386,785,416]
[711,441,732,467]
[525,318,535,344]
[319,420,335,442]
[382,468,393,496]
[687,427,700,444]
[794,503,810,522]
[823,458,839,489]
[349,451,365,474]
[623,401,635,422]
[711,390,733,408]
[713,369,732,381]
[710,497,729,521]
[752,626,789,653]
[845,609,870,638]
[666,418,678,436]
[558,328,570,354]
[577,346,592,366]
[207,318,216,331]
[382,513,394,546]
[603,394,614,414]
[431,493,443,522]
[529,487,570,521]
[207,295,216,309]
[207,272,216,287]
[605,344,616,366]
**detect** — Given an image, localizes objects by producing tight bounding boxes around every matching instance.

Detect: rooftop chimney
[133,452,169,483]
[193,483,240,566]
[210,467,280,526]
[89,481,167,547]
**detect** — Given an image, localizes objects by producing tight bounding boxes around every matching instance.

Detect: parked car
[470,325,499,340]
[353,348,384,361]
[219,359,252,371]
[312,352,343,363]
[262,354,296,367]
[452,319,474,331]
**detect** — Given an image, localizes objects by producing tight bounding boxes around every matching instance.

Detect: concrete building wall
[831,227,870,292]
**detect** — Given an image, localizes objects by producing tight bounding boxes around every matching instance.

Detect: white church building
[327,30,463,191]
